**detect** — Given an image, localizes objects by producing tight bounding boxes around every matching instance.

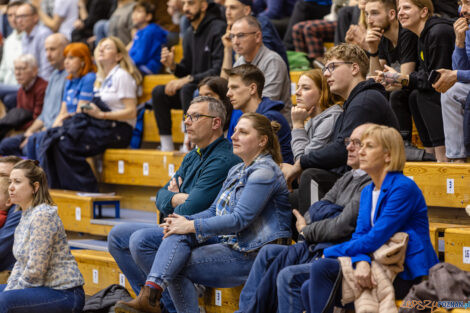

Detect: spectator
[335,0,367,47]
[224,0,288,66]
[379,0,454,162]
[253,0,295,19]
[0,33,69,158]
[71,0,113,43]
[93,0,135,46]
[364,0,418,143]
[0,1,24,112]
[152,0,225,151]
[115,113,291,313]
[16,2,53,80]
[31,0,78,40]
[148,0,181,47]
[292,18,337,63]
[108,96,241,313]
[237,123,371,313]
[167,0,191,38]
[0,54,48,141]
[282,44,398,195]
[0,178,10,229]
[433,0,470,162]
[0,156,22,274]
[226,64,294,164]
[301,125,438,313]
[128,0,168,75]
[221,15,292,123]
[284,0,332,51]
[0,160,85,312]
[39,36,141,192]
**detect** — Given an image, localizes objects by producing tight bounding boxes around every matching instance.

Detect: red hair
[64,42,96,79]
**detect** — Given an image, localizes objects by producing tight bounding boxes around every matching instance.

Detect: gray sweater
[303,169,371,244]
[291,104,343,161]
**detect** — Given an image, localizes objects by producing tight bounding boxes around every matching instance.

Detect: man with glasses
[283,43,398,197]
[108,96,241,313]
[151,0,226,151]
[221,15,292,124]
[15,2,53,81]
[225,64,294,164]
[236,123,371,313]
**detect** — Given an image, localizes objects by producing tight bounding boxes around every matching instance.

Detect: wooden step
[72,249,135,297]
[69,239,108,252]
[198,286,243,313]
[428,222,468,255]
[444,227,470,271]
[403,162,470,209]
[142,109,185,144]
[101,149,185,187]
[139,74,176,103]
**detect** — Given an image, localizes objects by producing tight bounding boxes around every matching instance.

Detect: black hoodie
[300,79,399,174]
[408,16,455,91]
[174,3,226,83]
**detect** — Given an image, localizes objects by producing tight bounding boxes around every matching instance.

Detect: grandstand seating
[444,228,470,272]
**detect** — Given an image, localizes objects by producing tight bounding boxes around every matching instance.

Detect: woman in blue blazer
[301,124,438,313]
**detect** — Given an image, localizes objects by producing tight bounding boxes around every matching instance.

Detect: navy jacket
[300,79,399,174]
[0,206,21,271]
[324,172,439,280]
[256,97,294,164]
[156,136,241,216]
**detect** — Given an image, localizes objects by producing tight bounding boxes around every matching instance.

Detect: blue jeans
[0,83,19,111]
[0,134,24,156]
[148,233,257,313]
[93,20,109,44]
[26,131,47,160]
[237,244,310,313]
[0,284,84,313]
[107,222,176,313]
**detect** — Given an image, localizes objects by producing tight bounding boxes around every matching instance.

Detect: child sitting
[128,0,168,75]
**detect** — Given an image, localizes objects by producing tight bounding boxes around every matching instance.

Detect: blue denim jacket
[191,154,291,252]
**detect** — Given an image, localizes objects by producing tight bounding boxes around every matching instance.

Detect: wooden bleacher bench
[198,286,243,313]
[142,109,185,144]
[101,149,185,187]
[444,227,470,271]
[428,222,469,256]
[72,249,135,297]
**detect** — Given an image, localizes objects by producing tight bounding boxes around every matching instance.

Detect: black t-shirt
[378,26,418,71]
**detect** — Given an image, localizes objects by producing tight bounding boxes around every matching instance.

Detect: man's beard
[185,9,202,22]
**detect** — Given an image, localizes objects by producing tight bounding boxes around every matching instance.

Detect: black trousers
[283,0,331,51]
[409,89,445,147]
[151,83,198,135]
[390,89,413,141]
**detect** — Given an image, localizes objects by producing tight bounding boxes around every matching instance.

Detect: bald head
[45,33,69,70]
[346,123,372,169]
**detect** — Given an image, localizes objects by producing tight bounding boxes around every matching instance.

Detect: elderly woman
[301,124,438,313]
[38,36,142,192]
[0,160,84,312]
[115,113,292,313]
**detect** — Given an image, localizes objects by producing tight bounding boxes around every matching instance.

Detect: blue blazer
[324,171,438,280]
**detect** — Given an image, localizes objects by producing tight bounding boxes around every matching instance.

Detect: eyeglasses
[184,113,217,122]
[344,137,361,148]
[322,62,353,74]
[15,13,33,19]
[229,32,257,40]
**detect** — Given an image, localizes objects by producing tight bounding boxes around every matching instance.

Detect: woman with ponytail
[115,113,291,313]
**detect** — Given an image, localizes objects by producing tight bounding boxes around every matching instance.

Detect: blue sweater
[0,206,21,271]
[453,30,470,82]
[324,172,438,280]
[156,136,241,216]
[129,23,167,75]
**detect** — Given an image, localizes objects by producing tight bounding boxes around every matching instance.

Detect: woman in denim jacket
[115,113,292,313]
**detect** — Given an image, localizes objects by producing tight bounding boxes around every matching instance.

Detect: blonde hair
[361,124,406,172]
[239,113,283,165]
[94,36,143,89]
[300,69,343,112]
[12,160,54,210]
[324,43,370,78]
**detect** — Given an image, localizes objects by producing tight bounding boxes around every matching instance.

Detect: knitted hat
[238,0,253,7]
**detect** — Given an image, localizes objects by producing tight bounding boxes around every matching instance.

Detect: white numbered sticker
[446,178,454,194]
[406,176,414,181]
[118,160,124,174]
[463,247,470,264]
[215,289,222,306]
[168,164,175,177]
[75,207,81,221]
[119,273,126,287]
[92,269,99,284]
[143,162,149,176]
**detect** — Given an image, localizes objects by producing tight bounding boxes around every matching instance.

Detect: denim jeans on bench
[0,284,84,313]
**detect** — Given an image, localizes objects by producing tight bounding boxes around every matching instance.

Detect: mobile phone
[428,70,441,84]
[81,104,92,110]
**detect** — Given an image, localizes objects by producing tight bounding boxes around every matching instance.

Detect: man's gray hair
[14,54,38,69]
[190,96,227,128]
[234,15,261,31]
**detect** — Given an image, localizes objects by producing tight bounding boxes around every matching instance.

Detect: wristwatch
[401,77,409,87]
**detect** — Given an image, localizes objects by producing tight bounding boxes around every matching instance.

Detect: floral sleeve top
[5,204,84,291]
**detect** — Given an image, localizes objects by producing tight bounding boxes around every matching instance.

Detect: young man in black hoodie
[379,0,454,162]
[283,43,398,194]
[151,0,226,151]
